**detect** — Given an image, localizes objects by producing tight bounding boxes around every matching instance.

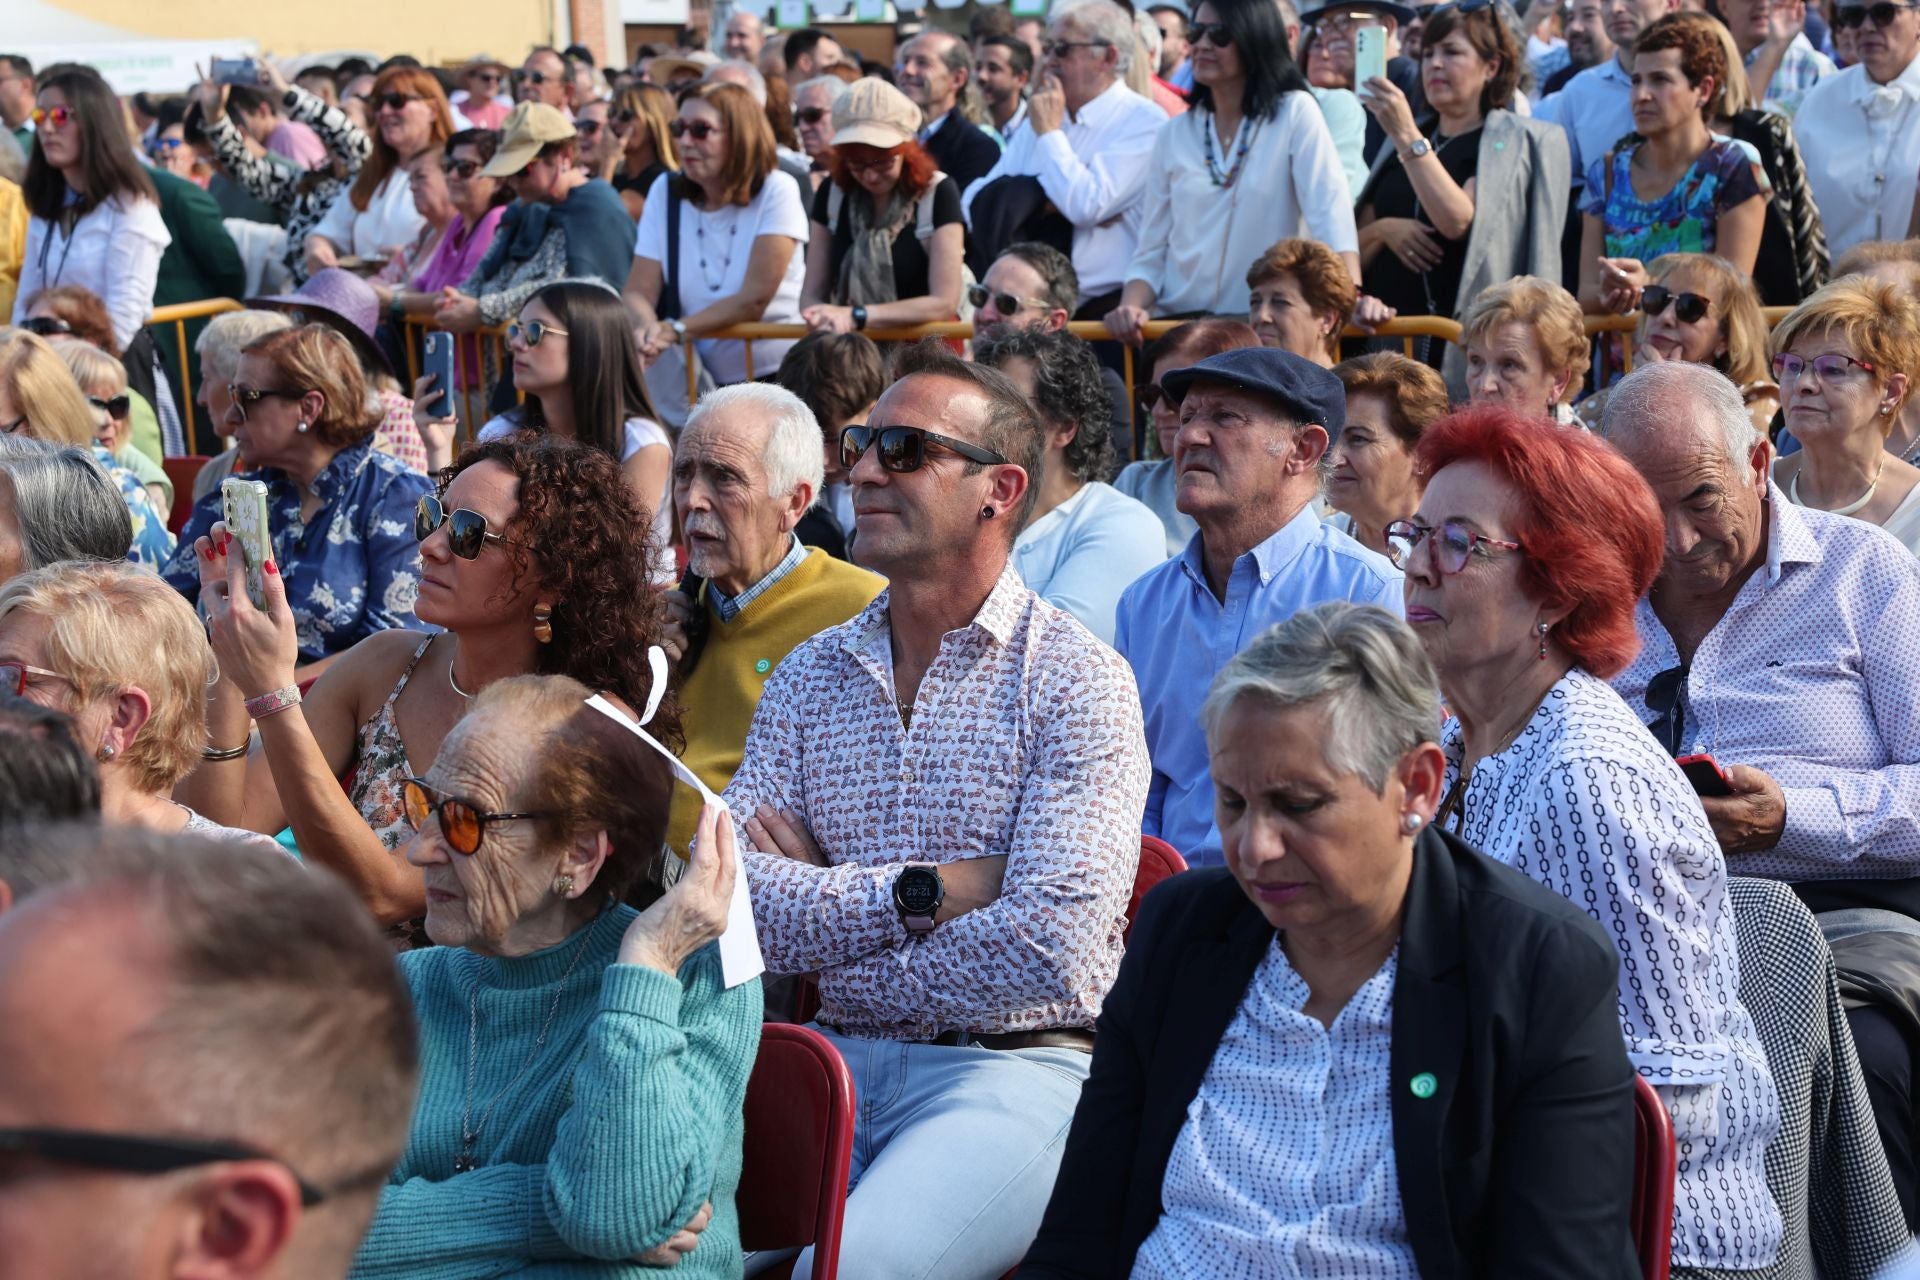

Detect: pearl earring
[97,743,116,762]
[295,420,309,433]
[1402,813,1423,834]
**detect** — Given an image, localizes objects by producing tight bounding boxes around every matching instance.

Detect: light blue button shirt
[1536,56,1633,192]
[1114,505,1403,866]
[1013,482,1166,645]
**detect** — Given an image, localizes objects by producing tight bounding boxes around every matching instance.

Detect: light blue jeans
[769,1026,1092,1280]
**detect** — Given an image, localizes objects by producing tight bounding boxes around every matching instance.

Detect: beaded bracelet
[243,684,303,720]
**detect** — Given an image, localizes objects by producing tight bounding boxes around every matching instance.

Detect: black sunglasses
[669,119,718,140]
[415,494,516,560]
[1641,286,1711,324]
[0,1127,335,1207]
[1189,21,1234,45]
[227,383,304,422]
[375,92,418,112]
[21,316,72,337]
[401,777,550,855]
[1138,382,1174,411]
[575,118,604,135]
[1644,665,1689,757]
[443,158,483,179]
[1835,1,1917,26]
[840,424,1009,473]
[795,105,830,125]
[88,394,131,419]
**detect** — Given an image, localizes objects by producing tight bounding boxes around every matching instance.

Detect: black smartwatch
[851,304,869,331]
[894,865,943,934]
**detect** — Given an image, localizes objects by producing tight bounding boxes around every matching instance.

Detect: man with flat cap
[1114,347,1402,867]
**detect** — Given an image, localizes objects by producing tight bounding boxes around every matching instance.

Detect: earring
[295,420,309,433]
[96,743,116,762]
[1883,406,1894,417]
[981,506,996,519]
[1401,812,1423,834]
[553,872,575,898]
[532,602,553,644]
[1536,620,1551,661]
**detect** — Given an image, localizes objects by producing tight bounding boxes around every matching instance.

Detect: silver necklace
[695,204,740,292]
[447,650,474,699]
[1789,462,1882,517]
[453,935,592,1173]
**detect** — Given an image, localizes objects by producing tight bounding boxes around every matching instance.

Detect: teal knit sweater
[351,905,762,1278]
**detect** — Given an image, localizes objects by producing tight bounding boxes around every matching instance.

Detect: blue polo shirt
[1113,506,1403,866]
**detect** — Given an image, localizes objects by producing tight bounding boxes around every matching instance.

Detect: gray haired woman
[189,308,296,500]
[0,435,134,583]
[1028,602,1642,1280]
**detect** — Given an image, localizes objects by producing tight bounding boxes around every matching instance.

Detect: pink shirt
[726,562,1150,1040]
[372,388,427,473]
[266,119,330,171]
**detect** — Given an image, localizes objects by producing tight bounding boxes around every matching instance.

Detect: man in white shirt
[974,34,1034,142]
[1795,1,1920,256]
[963,1,1167,317]
[1536,0,1679,193]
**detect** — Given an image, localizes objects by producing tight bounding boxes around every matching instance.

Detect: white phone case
[221,477,273,611]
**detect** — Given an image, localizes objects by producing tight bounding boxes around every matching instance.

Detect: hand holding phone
[221,477,274,611]
[1676,753,1734,797]
[423,331,456,419]
[211,57,262,87]
[1355,25,1388,97]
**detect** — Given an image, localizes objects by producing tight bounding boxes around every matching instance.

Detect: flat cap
[1161,346,1347,437]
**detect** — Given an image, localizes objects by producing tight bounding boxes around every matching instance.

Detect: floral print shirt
[95,445,176,569]
[162,440,434,660]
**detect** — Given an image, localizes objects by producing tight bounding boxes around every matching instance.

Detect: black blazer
[1022,828,1642,1280]
[922,110,1002,199]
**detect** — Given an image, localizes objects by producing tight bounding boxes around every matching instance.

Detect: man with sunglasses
[1793,0,1920,254]
[725,340,1150,1277]
[0,826,418,1279]
[516,46,571,113]
[1114,347,1402,869]
[961,2,1168,322]
[1605,361,1920,1224]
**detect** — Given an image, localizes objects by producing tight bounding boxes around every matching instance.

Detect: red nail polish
[264,560,278,575]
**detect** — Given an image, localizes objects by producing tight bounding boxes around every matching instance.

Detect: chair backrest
[162,456,211,534]
[738,1022,856,1280]
[1126,836,1189,945]
[1631,1075,1676,1280]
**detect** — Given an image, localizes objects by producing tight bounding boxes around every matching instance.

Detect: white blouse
[308,171,428,263]
[13,193,171,352]
[1440,667,1784,1271]
[478,414,676,584]
[1124,92,1359,318]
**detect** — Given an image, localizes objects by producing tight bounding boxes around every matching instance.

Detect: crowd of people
[3,0,1920,1275]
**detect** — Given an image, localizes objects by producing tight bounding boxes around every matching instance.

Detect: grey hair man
[706,58,768,106]
[897,31,1003,193]
[792,75,850,168]
[662,382,884,853]
[962,0,1166,315]
[0,825,419,1279]
[0,435,137,573]
[190,308,295,498]
[1603,360,1920,1224]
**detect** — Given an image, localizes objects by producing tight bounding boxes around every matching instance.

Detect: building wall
[33,0,555,64]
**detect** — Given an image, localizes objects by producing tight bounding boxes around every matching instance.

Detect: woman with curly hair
[975,325,1165,643]
[176,432,680,947]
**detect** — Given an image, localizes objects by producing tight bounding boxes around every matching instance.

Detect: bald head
[725,11,767,60]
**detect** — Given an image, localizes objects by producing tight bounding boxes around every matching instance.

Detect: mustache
[683,513,725,539]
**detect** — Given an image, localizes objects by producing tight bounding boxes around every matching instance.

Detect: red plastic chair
[1632,1076,1677,1280]
[1126,836,1189,944]
[162,456,212,534]
[739,1023,856,1280]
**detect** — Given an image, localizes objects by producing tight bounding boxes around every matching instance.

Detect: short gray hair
[707,59,768,106]
[195,309,294,386]
[1203,603,1441,791]
[0,436,135,571]
[793,75,851,108]
[1053,0,1138,74]
[685,382,826,500]
[1601,361,1758,480]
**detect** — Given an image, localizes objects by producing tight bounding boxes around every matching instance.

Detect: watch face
[895,866,941,916]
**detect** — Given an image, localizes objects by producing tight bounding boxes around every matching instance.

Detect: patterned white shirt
[1441,668,1783,1271]
[1132,944,1416,1280]
[725,561,1151,1040]
[1611,488,1920,883]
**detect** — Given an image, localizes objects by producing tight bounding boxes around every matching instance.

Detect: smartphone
[423,331,456,419]
[1676,753,1734,797]
[211,57,261,87]
[331,255,384,278]
[1355,25,1388,96]
[221,477,274,611]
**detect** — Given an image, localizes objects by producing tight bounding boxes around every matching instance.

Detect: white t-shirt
[478,414,676,583]
[633,170,809,385]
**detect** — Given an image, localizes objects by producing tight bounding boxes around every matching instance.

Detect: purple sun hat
[247,267,397,379]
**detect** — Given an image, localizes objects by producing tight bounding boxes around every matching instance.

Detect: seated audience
[0,827,417,1276]
[1822,238,1920,465]
[612,83,679,220]
[0,435,133,579]
[1025,603,1641,1278]
[189,308,295,500]
[0,691,99,836]
[163,325,432,664]
[357,675,758,1277]
[1116,347,1402,867]
[1107,0,1359,343]
[377,129,509,323]
[775,329,889,553]
[801,80,965,335]
[1578,14,1771,313]
[1576,251,1779,437]
[304,65,452,278]
[0,330,171,567]
[627,83,809,417]
[976,326,1165,642]
[962,1,1167,316]
[442,103,637,334]
[1769,275,1920,551]
[0,561,275,848]
[664,383,884,852]
[21,285,165,466]
[894,31,1002,195]
[1401,403,1784,1273]
[53,338,169,512]
[1327,352,1448,556]
[790,75,847,191]
[1605,360,1920,1228]
[1457,274,1587,422]
[726,341,1150,1277]
[177,435,666,947]
[1114,318,1260,557]
[1246,237,1355,369]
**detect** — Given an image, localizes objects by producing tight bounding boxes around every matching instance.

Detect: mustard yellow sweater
[668,548,885,853]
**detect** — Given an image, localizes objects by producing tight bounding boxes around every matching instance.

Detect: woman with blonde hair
[1457,274,1588,423]
[1578,253,1779,437]
[1245,237,1355,369]
[302,65,454,278]
[0,559,277,848]
[52,338,170,513]
[0,330,170,566]
[613,82,679,222]
[1770,275,1920,552]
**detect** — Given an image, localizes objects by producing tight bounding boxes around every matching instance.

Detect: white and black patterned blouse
[1440,667,1784,1272]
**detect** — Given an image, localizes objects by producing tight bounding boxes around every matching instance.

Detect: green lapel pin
[754,658,771,674]
[1410,1072,1438,1099]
